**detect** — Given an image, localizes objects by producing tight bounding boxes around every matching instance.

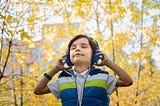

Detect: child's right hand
[54,55,72,73]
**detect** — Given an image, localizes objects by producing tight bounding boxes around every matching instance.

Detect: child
[34,34,133,106]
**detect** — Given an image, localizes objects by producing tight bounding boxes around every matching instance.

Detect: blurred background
[0,0,160,106]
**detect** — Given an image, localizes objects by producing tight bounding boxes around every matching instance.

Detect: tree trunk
[11,69,18,106]
[109,0,119,106]
[20,65,23,106]
[135,0,144,104]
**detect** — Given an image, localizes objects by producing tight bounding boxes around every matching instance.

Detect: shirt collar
[74,69,89,76]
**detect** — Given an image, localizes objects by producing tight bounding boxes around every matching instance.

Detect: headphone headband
[88,37,99,50]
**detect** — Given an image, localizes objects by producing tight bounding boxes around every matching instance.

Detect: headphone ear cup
[64,55,73,66]
[92,51,100,64]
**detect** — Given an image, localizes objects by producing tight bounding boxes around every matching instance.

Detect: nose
[75,46,81,52]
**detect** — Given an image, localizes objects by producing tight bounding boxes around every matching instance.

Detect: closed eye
[81,43,88,48]
[70,45,76,50]
[81,45,87,48]
[70,43,89,50]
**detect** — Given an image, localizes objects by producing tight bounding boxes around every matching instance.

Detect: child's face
[70,38,92,65]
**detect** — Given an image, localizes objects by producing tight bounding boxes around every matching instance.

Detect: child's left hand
[95,51,111,66]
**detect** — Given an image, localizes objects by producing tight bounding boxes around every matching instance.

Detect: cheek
[87,50,93,60]
[69,52,74,60]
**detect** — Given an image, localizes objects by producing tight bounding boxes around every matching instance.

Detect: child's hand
[54,55,72,72]
[95,51,111,66]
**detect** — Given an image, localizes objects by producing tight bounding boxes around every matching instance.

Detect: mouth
[73,53,83,57]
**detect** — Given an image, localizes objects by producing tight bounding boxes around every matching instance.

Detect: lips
[73,53,83,57]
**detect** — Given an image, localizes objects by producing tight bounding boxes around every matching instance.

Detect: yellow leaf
[27,16,34,24]
[119,6,126,14]
[6,15,13,23]
[11,64,16,70]
[0,63,3,67]
[0,14,5,19]
[3,73,7,78]
[30,25,34,32]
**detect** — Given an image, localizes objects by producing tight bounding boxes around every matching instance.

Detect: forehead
[72,38,89,45]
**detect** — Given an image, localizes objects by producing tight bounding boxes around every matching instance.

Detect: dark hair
[67,34,99,64]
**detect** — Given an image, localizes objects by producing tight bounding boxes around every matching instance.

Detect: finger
[94,63,103,66]
[97,53,104,60]
[65,66,72,70]
[59,58,65,62]
[63,65,72,70]
[62,54,68,58]
[96,49,103,52]
[59,58,66,65]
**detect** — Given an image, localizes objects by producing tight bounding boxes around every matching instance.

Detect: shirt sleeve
[106,75,118,95]
[47,80,60,99]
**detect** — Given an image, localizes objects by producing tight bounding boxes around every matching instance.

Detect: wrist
[105,59,113,67]
[44,73,52,80]
[48,67,60,76]
[52,67,60,73]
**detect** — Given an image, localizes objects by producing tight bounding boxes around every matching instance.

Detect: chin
[72,60,82,64]
[73,61,90,66]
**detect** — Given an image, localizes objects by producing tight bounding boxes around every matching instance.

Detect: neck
[74,64,90,74]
